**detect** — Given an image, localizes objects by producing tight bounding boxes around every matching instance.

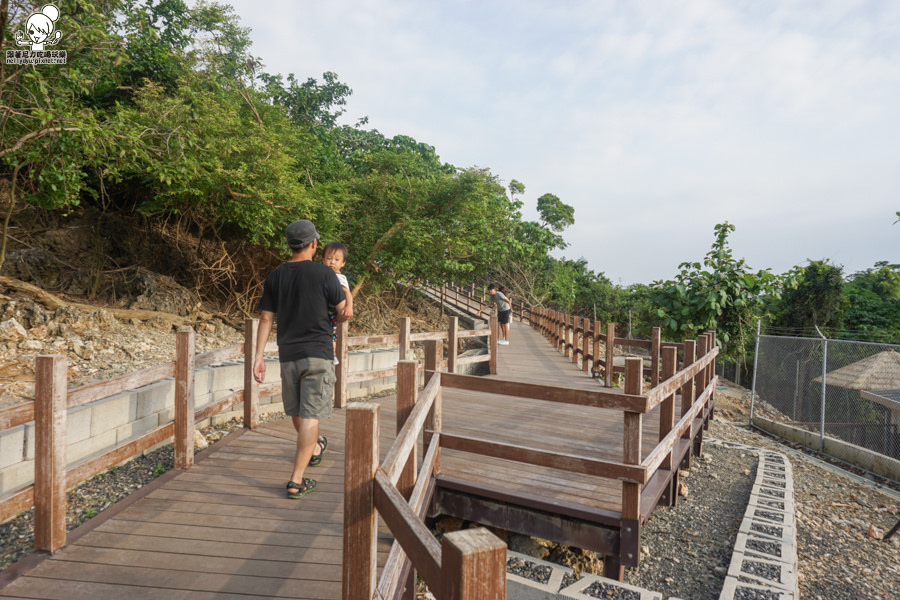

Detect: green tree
[770,260,844,337]
[536,193,574,234]
[653,222,780,361]
[842,262,900,342]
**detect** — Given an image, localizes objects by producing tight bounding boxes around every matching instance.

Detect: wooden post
[582,318,591,372]
[424,339,442,374]
[659,346,677,445]
[396,360,418,600]
[621,356,643,569]
[399,317,411,361]
[34,355,67,553]
[396,361,418,500]
[424,342,443,475]
[605,323,615,388]
[442,528,507,600]
[680,339,696,470]
[557,311,564,353]
[706,330,717,423]
[175,328,195,470]
[335,320,349,408]
[564,315,571,359]
[243,318,259,429]
[659,345,678,508]
[489,314,498,375]
[448,317,459,374]
[343,403,380,600]
[592,321,602,377]
[650,327,661,387]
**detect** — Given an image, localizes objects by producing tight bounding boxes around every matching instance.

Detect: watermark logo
[6,4,66,65]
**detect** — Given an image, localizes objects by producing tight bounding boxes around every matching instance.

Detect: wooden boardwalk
[0,319,682,598]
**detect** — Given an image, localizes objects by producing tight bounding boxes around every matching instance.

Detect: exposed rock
[508,534,550,559]
[0,318,27,341]
[193,430,209,451]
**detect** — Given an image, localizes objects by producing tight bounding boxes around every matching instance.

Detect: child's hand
[341,306,354,320]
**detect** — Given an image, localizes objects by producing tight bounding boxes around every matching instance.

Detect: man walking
[253,219,347,498]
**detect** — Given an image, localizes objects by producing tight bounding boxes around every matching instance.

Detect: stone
[508,534,550,559]
[0,319,28,341]
[19,340,43,351]
[193,430,209,451]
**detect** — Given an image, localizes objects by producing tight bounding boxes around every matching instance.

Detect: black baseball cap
[285,219,320,249]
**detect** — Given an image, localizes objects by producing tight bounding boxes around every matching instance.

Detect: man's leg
[288,416,319,493]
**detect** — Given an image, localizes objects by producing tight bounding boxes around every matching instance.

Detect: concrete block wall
[0,347,417,499]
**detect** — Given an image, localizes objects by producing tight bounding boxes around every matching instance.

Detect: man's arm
[340,286,353,320]
[333,299,348,322]
[253,310,275,383]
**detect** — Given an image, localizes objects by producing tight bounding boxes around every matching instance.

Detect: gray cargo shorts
[279,357,335,420]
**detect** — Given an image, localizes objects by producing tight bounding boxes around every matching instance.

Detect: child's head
[323,241,348,273]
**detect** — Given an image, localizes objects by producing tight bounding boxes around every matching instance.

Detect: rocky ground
[498,382,900,599]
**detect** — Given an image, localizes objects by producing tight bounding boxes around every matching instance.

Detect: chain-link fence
[751,335,900,466]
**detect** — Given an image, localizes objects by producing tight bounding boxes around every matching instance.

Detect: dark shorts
[498,309,511,324]
[279,357,335,419]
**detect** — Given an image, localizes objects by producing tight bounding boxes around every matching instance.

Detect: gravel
[505,416,900,600]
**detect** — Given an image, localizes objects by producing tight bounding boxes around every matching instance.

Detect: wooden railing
[344,356,507,600]
[334,315,497,407]
[0,316,495,556]
[344,328,718,595]
[419,283,528,324]
[528,307,696,389]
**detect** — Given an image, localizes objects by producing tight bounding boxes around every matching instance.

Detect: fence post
[448,317,459,374]
[400,317,411,361]
[750,320,761,426]
[396,360,418,500]
[424,341,443,475]
[651,327,661,387]
[343,403,380,600]
[441,528,507,600]
[175,328,195,470]
[489,314,498,375]
[335,320,349,408]
[582,318,591,372]
[620,357,644,571]
[243,318,259,429]
[659,346,677,506]
[820,335,828,453]
[680,339,696,470]
[33,355,67,553]
[396,360,418,600]
[605,323,615,388]
[592,321,602,377]
[556,311,564,353]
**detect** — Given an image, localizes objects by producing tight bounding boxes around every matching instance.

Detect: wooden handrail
[437,432,646,484]
[382,368,440,485]
[641,377,715,474]
[440,372,649,412]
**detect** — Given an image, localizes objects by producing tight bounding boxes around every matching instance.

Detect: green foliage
[770,260,844,337]
[842,262,900,342]
[536,193,574,234]
[653,222,780,361]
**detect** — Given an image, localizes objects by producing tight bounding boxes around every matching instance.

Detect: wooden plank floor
[440,320,664,516]
[0,319,669,598]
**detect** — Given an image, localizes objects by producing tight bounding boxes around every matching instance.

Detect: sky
[223,0,899,286]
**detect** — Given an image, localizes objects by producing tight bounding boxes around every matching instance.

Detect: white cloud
[225,0,900,284]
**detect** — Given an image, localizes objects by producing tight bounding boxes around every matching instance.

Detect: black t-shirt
[257,261,345,362]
